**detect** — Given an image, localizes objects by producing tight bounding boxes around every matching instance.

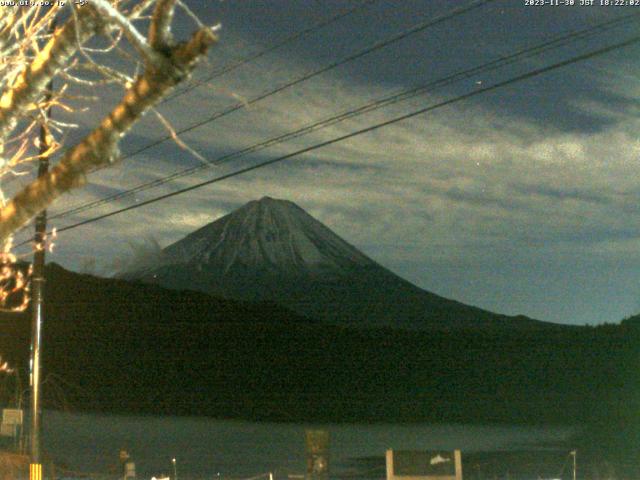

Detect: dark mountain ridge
[0,263,635,427]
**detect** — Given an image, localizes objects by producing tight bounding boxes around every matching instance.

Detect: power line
[161,0,380,104]
[29,34,640,242]
[47,0,498,221]
[47,11,640,221]
[112,0,498,159]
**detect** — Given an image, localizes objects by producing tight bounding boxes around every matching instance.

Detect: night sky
[12,0,640,325]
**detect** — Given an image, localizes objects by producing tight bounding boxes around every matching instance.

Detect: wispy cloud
[30,4,640,324]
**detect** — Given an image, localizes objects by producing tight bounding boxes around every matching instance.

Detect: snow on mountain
[159,196,375,277]
[122,197,549,330]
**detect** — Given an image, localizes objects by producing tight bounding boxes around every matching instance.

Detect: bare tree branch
[128,0,158,21]
[148,0,178,50]
[91,0,164,68]
[0,7,102,143]
[0,24,217,242]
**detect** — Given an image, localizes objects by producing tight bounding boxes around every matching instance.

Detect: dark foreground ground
[0,266,637,478]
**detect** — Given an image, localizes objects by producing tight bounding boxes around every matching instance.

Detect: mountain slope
[0,263,634,433]
[1,265,633,424]
[122,197,550,330]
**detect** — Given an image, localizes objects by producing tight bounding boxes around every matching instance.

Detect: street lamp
[172,457,178,480]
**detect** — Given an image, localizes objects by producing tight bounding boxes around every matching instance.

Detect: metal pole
[29,17,55,464]
[571,450,577,480]
[29,114,50,465]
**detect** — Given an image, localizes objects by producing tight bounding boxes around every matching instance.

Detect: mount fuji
[121,197,548,329]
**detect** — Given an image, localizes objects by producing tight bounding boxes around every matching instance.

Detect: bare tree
[0,1,216,243]
[0,0,216,309]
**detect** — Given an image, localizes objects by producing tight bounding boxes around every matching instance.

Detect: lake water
[40,411,575,480]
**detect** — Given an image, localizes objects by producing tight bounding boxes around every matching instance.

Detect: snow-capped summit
[123,197,547,330]
[158,196,375,278]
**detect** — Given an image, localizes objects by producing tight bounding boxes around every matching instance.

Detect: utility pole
[29,14,55,474]
[29,125,48,465]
